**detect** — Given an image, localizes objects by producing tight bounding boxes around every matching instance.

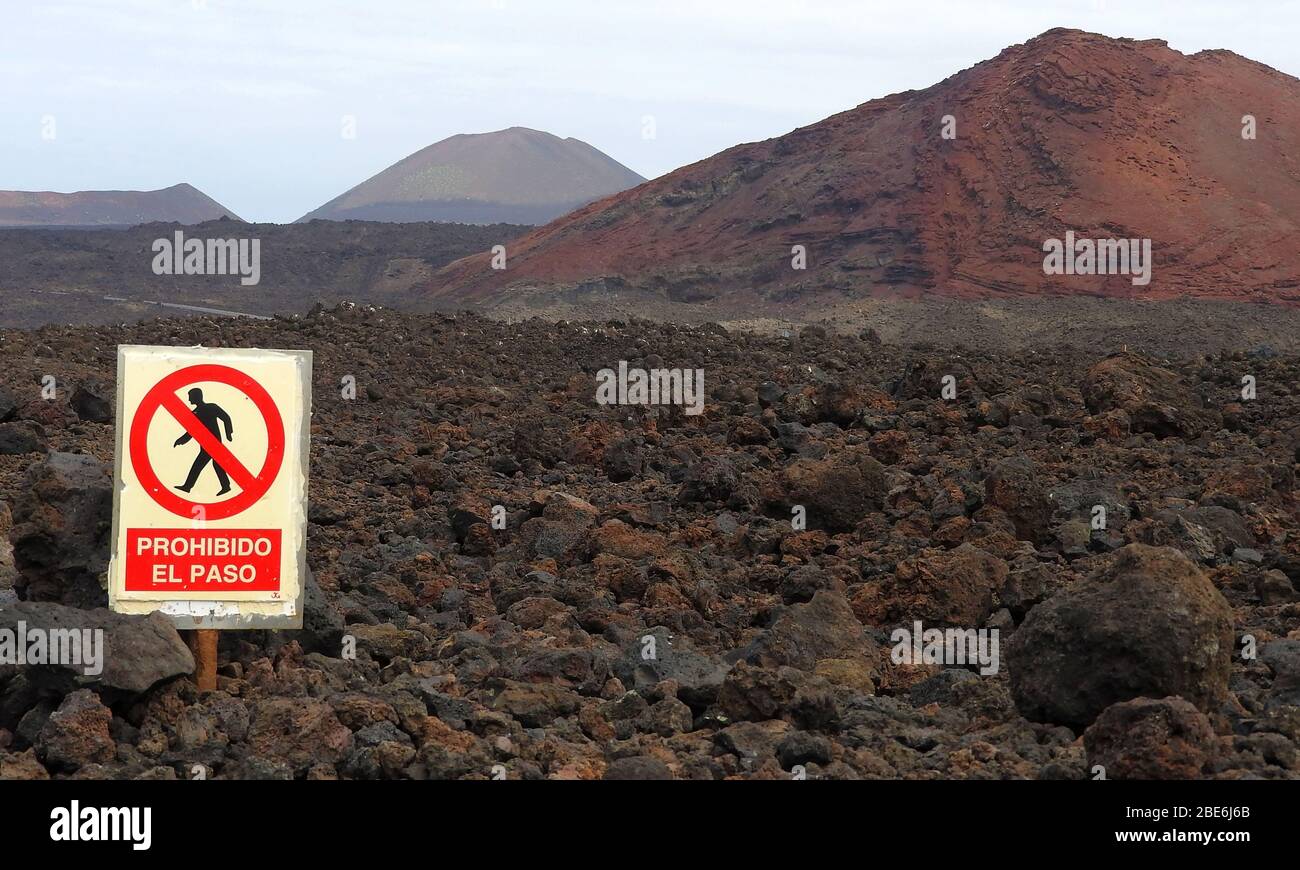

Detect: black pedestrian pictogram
[173,388,235,495]
[130,363,284,520]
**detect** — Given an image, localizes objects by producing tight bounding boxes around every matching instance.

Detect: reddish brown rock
[772,447,887,532]
[589,520,666,560]
[984,457,1052,544]
[37,689,115,771]
[246,698,355,775]
[0,748,50,780]
[715,662,839,731]
[1083,697,1218,780]
[742,591,875,673]
[1081,354,1220,438]
[853,544,1008,628]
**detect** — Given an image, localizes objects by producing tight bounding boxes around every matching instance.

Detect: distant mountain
[298,127,645,225]
[0,183,241,228]
[422,29,1300,307]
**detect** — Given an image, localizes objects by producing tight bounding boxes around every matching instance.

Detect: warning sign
[108,346,312,630]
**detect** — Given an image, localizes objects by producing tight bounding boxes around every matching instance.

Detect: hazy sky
[4,0,1298,223]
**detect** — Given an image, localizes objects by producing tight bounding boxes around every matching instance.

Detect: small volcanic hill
[298,127,646,225]
[0,219,527,328]
[0,183,240,228]
[423,29,1300,308]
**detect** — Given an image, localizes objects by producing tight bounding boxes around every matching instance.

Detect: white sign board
[108,346,312,629]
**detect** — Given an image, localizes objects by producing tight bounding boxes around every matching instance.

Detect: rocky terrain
[0,184,239,228]
[424,29,1300,309]
[0,305,1297,780]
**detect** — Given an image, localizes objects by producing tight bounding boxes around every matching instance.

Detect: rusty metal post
[188,629,218,692]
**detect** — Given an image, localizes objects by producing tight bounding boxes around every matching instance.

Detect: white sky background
[3,0,1297,223]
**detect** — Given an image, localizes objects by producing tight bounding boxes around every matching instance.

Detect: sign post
[108,346,312,691]
[188,629,219,692]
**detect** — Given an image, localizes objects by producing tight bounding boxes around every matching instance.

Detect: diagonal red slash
[159,392,259,494]
[130,363,286,521]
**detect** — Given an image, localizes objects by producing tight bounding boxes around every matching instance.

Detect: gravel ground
[0,304,1296,780]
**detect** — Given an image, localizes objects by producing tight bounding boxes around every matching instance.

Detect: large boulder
[0,600,194,695]
[1008,545,1233,729]
[9,452,113,607]
[1081,353,1220,438]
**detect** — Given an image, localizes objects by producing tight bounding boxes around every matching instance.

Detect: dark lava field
[0,304,1297,779]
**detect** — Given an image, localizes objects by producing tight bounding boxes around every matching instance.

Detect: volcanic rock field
[1,305,1297,779]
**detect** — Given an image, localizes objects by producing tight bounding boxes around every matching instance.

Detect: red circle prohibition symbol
[129,364,285,520]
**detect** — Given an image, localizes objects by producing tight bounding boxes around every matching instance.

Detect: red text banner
[124,529,282,592]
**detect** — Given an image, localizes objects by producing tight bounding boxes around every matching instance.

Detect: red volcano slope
[422,29,1300,308]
